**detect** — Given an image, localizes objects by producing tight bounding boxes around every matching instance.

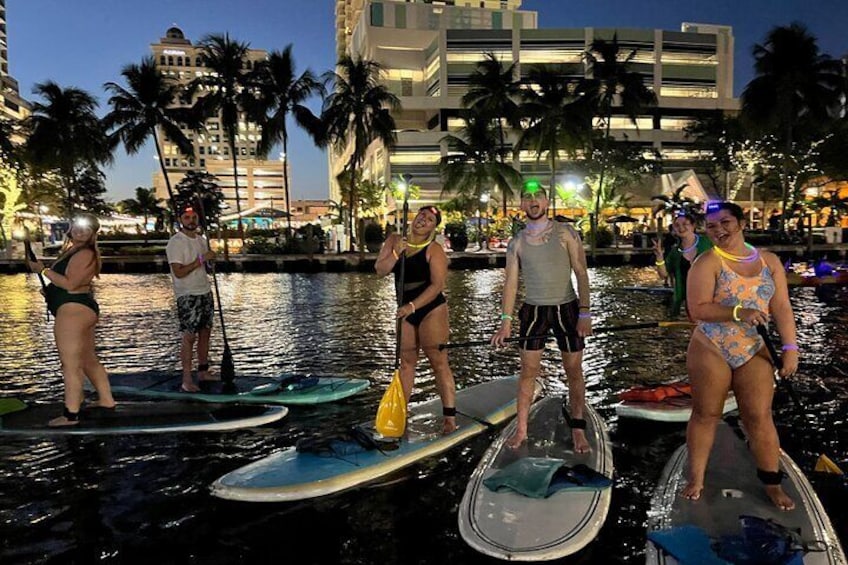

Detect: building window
[401,77,413,96]
[492,11,502,29]
[371,2,384,26]
[159,55,166,65]
[200,158,205,168]
[199,146,205,154]
[177,56,183,66]
[396,4,406,28]
[195,57,202,66]
[167,56,173,66]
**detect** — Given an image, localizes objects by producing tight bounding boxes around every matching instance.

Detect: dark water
[1,268,846,564]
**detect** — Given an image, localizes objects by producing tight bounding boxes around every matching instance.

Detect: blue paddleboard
[210,376,531,502]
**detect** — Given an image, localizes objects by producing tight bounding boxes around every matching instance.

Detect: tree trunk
[592,114,613,260]
[282,129,293,241]
[152,128,178,221]
[228,126,244,242]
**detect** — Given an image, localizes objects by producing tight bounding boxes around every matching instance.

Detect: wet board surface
[458,398,613,561]
[646,420,846,564]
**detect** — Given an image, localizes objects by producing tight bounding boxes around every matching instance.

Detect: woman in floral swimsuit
[684,201,799,511]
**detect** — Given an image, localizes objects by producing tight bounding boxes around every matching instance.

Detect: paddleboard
[105,371,369,405]
[210,376,533,502]
[646,420,846,564]
[458,398,613,561]
[0,398,287,436]
[615,380,738,422]
[619,286,673,294]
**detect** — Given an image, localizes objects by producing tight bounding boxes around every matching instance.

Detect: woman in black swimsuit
[27,213,115,426]
[375,206,457,434]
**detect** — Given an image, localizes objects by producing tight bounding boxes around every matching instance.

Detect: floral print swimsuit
[698,257,775,369]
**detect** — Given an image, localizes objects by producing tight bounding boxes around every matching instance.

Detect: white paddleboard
[458,398,613,561]
[647,420,846,564]
[616,392,737,423]
[0,399,287,436]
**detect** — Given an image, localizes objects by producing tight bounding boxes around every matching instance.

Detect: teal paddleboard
[0,399,287,436]
[210,376,534,502]
[105,372,369,405]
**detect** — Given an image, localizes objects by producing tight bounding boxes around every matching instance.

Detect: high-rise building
[0,0,32,133]
[150,26,289,222]
[331,0,739,211]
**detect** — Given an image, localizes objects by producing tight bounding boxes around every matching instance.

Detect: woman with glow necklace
[682,201,799,511]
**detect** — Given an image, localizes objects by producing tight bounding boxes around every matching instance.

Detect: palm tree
[190,33,252,238]
[462,52,522,216]
[103,56,199,217]
[247,45,324,238]
[584,34,657,256]
[741,23,843,232]
[25,81,113,218]
[515,64,591,219]
[322,56,399,251]
[119,187,164,241]
[441,112,522,248]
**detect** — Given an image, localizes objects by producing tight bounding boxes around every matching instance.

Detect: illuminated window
[660,117,694,131]
[660,85,717,98]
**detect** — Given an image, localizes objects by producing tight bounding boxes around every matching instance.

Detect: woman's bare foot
[442,417,457,435]
[572,429,591,453]
[681,481,704,501]
[181,381,200,393]
[48,415,79,427]
[507,429,527,449]
[765,485,795,511]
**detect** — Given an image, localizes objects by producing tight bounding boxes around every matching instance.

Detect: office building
[150,26,289,221]
[0,0,31,135]
[331,0,739,211]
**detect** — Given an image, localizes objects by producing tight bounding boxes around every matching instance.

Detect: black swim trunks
[518,300,584,352]
[176,292,214,333]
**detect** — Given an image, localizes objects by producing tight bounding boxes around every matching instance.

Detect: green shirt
[664,235,713,317]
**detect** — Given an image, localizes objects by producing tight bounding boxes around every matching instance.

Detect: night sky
[8,0,847,201]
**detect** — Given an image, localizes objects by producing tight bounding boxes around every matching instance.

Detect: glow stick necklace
[713,243,759,263]
[678,234,700,254]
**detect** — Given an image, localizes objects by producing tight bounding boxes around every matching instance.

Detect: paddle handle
[756,324,783,372]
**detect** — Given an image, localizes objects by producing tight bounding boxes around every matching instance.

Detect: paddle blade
[375,369,407,438]
[220,346,236,384]
[814,454,845,475]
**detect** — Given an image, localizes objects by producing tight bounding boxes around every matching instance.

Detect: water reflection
[0,268,845,563]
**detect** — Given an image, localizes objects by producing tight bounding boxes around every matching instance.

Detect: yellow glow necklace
[713,243,759,263]
[406,236,434,249]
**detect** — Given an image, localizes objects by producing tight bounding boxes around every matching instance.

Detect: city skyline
[8,0,847,202]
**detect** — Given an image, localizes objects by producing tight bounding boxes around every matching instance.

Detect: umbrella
[609,215,639,224]
[252,207,291,219]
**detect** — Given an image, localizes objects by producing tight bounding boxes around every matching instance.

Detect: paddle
[193,193,236,386]
[754,324,842,473]
[375,176,412,439]
[23,228,49,319]
[438,320,694,350]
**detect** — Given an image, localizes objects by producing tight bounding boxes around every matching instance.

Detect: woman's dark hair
[705,201,744,221]
[418,205,442,226]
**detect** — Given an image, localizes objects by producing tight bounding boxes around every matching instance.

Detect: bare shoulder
[760,250,783,272]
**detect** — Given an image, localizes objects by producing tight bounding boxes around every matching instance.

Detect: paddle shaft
[23,231,50,319]
[438,320,693,350]
[394,187,410,370]
[193,193,236,383]
[755,324,807,411]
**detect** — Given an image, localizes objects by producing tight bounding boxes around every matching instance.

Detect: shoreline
[2,244,846,274]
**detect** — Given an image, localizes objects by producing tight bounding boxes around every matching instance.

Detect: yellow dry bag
[375,369,407,438]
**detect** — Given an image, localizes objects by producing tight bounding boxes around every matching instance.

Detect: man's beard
[526,209,547,221]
